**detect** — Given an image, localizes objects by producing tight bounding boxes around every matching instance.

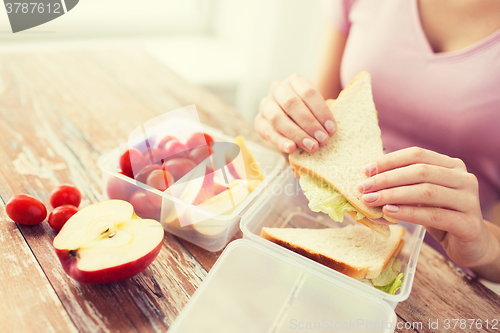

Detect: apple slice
[190,182,249,238]
[163,163,214,228]
[213,176,229,196]
[53,200,164,284]
[226,136,264,192]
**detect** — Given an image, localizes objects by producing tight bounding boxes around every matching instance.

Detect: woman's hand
[254,74,337,154]
[358,147,500,270]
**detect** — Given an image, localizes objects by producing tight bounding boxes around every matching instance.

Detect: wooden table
[0,48,498,333]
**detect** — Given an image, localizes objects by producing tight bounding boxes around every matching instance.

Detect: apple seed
[108,232,116,238]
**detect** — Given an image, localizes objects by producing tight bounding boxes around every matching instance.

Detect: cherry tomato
[106,172,136,201]
[135,164,162,184]
[146,169,175,207]
[186,132,214,149]
[129,191,160,219]
[146,169,175,191]
[48,205,78,232]
[164,139,188,159]
[157,135,177,150]
[144,147,169,165]
[162,158,196,181]
[188,145,211,164]
[119,148,145,178]
[6,194,47,226]
[50,184,81,208]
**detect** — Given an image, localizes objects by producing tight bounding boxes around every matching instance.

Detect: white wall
[0,0,329,122]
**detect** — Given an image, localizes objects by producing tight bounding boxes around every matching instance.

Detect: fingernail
[364,163,377,176]
[283,141,292,152]
[385,204,399,213]
[325,120,336,134]
[314,130,327,143]
[357,178,373,192]
[302,138,315,151]
[362,192,379,203]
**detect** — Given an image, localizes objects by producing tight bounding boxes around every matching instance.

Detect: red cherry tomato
[162,158,196,181]
[106,172,136,201]
[146,169,175,191]
[143,148,165,165]
[188,145,211,164]
[135,164,162,184]
[129,191,160,219]
[6,194,47,226]
[50,184,81,208]
[164,139,188,159]
[146,170,175,207]
[157,135,177,150]
[186,132,214,149]
[119,148,145,178]
[48,205,78,232]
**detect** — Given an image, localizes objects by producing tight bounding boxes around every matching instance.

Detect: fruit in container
[163,139,189,159]
[226,136,264,192]
[119,148,145,178]
[129,191,161,220]
[106,172,136,201]
[145,169,175,207]
[53,200,164,284]
[162,158,197,181]
[186,132,214,149]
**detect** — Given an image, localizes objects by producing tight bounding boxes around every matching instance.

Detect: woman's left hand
[357,147,494,268]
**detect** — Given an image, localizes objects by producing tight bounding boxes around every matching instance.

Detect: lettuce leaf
[371,258,404,295]
[374,273,403,295]
[299,174,364,222]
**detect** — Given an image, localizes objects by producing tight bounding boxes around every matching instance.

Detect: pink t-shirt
[326,0,500,220]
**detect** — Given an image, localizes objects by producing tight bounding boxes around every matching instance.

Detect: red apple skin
[226,162,241,180]
[192,165,215,205]
[54,241,163,284]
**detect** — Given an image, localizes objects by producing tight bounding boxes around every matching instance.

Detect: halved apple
[190,182,249,238]
[53,200,164,284]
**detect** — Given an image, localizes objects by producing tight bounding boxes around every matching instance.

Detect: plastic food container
[168,168,425,333]
[98,108,287,252]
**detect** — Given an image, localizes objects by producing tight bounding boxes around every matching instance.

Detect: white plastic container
[98,113,287,252]
[168,168,426,332]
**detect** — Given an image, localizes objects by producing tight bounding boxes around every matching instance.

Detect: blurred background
[0,0,328,121]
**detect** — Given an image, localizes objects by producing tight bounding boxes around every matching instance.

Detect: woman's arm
[314,23,347,100]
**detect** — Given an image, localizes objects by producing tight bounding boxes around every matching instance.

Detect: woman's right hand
[254,73,337,154]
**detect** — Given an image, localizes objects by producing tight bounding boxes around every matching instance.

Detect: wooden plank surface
[0,48,498,333]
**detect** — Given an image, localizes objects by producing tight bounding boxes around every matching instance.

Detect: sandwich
[261,224,405,285]
[289,71,398,237]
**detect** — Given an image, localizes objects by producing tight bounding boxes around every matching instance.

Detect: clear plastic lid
[168,239,397,333]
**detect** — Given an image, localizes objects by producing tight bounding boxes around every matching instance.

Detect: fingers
[360,183,474,212]
[254,113,296,153]
[259,96,319,152]
[288,74,337,135]
[357,164,473,193]
[381,204,480,240]
[271,81,328,147]
[365,147,467,176]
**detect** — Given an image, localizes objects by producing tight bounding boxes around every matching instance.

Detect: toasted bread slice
[289,71,397,226]
[261,224,406,279]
